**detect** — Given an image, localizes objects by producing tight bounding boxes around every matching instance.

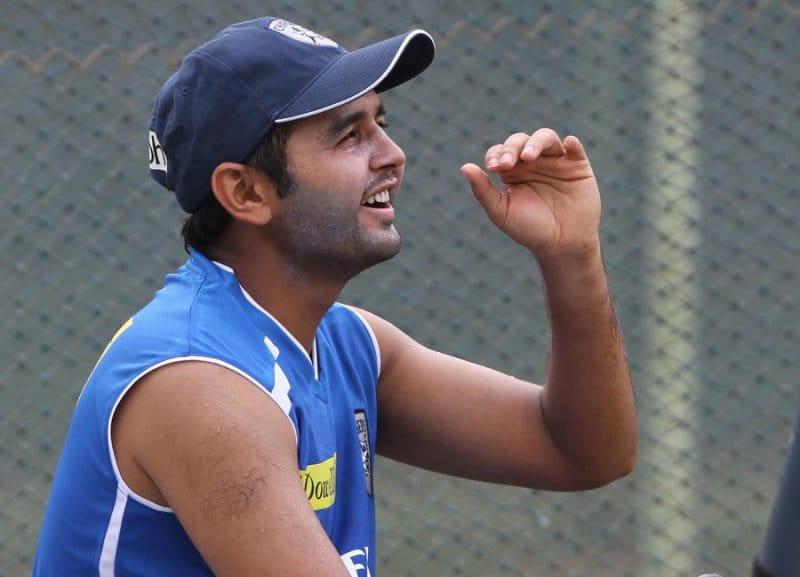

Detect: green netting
[2,2,799,576]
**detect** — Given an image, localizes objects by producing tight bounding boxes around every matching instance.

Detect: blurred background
[2,1,799,576]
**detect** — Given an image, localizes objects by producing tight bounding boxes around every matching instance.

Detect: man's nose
[371,129,405,170]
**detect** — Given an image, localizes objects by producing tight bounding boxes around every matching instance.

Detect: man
[33,16,636,577]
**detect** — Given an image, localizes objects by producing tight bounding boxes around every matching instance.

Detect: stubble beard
[275,169,404,281]
[272,202,402,283]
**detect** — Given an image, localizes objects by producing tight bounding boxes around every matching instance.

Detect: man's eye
[340,129,358,143]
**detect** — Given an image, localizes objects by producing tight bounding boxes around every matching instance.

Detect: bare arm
[536,244,636,482]
[368,129,636,490]
[112,361,353,577]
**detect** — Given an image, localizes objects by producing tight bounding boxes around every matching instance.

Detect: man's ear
[210,162,276,225]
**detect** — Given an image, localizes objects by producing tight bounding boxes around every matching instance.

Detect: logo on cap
[148,130,168,172]
[268,19,338,47]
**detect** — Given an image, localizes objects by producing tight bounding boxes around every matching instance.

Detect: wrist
[534,238,604,279]
[536,241,611,309]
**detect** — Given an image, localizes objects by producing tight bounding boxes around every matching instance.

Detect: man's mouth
[361,189,392,208]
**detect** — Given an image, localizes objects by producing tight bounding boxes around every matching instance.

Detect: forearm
[537,243,637,484]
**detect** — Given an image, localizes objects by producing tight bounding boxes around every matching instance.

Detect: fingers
[460,162,494,197]
[562,134,588,161]
[521,128,566,160]
[485,132,530,171]
[484,129,585,172]
[460,162,502,217]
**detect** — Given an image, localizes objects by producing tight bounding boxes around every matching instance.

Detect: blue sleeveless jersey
[33,250,380,577]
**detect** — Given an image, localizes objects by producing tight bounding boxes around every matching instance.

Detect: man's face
[267,91,407,279]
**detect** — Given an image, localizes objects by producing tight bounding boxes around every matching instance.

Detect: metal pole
[641,3,703,574]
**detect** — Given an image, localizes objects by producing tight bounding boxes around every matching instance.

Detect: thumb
[460,163,503,216]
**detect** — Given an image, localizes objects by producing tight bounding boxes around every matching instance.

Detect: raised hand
[460,128,601,262]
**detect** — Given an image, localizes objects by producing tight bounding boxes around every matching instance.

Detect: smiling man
[32,16,637,577]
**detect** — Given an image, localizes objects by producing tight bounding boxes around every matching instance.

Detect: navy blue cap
[148,17,435,213]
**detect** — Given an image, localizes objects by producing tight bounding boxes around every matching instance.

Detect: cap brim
[276,29,435,123]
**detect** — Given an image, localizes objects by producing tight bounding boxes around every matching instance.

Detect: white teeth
[364,190,390,205]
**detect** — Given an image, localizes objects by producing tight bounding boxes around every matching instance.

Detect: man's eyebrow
[322,102,387,141]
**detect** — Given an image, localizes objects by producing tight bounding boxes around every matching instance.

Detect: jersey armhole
[343,306,382,378]
[107,356,299,512]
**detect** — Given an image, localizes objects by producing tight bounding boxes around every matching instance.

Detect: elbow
[561,436,637,491]
[618,449,637,480]
[600,449,637,486]
[609,434,638,482]
[579,439,638,490]
[569,461,634,491]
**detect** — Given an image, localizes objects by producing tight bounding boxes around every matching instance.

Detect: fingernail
[487,157,499,168]
[501,152,513,164]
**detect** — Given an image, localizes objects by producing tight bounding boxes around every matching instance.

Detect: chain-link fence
[2,2,799,576]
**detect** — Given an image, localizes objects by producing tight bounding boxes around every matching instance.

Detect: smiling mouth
[361,189,392,208]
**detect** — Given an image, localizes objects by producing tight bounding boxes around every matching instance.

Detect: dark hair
[181,121,296,253]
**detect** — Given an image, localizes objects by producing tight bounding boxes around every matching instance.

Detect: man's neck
[207,245,348,355]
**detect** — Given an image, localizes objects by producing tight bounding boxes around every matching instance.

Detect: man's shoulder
[322,303,376,338]
[319,304,381,376]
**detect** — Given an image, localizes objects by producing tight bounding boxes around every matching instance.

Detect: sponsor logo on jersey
[341,546,371,577]
[299,453,336,510]
[354,409,373,496]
